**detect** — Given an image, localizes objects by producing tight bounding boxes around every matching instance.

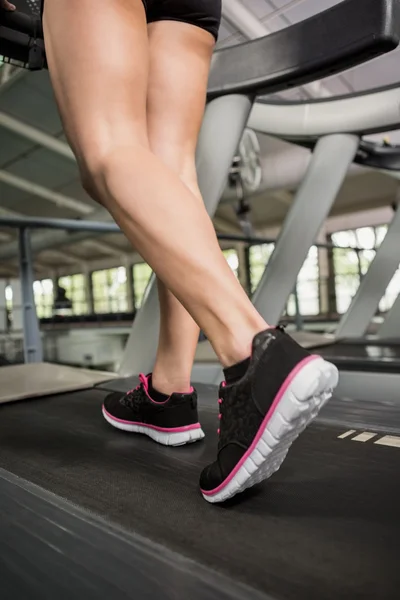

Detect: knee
[78,140,149,201]
[80,162,101,201]
[77,144,111,200]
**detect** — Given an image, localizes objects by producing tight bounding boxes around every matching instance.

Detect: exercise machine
[247,90,400,402]
[250,93,400,401]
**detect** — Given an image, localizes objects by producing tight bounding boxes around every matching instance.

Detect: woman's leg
[147,21,215,395]
[44,0,338,500]
[43,0,267,369]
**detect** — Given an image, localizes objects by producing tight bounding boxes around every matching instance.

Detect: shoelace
[122,373,147,407]
[217,381,226,435]
[126,372,147,396]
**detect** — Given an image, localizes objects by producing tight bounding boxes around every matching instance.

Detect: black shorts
[40,0,221,41]
[143,0,222,41]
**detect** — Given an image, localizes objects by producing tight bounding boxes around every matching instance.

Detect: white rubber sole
[202,357,339,503]
[102,408,205,446]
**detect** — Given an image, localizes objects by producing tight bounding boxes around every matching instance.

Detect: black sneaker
[102,373,204,446]
[200,328,338,503]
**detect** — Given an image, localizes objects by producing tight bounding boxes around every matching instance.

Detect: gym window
[331,226,388,314]
[33,279,54,319]
[5,284,12,312]
[92,267,128,314]
[222,249,239,277]
[287,246,320,317]
[250,244,320,316]
[58,274,88,315]
[133,263,152,308]
[249,244,275,293]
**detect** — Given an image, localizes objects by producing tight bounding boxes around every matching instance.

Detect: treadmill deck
[0,386,399,600]
[316,340,400,372]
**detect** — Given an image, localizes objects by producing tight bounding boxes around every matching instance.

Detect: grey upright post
[18,228,43,363]
[252,134,359,325]
[337,205,400,338]
[293,285,303,331]
[378,292,400,338]
[119,95,253,376]
[0,279,6,332]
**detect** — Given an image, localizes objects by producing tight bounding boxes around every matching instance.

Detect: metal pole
[378,286,400,338]
[0,214,364,251]
[244,244,252,296]
[0,279,6,333]
[327,245,337,315]
[252,134,359,325]
[293,284,303,331]
[0,111,75,160]
[336,206,400,338]
[356,248,363,282]
[18,228,43,363]
[0,170,92,215]
[0,215,119,232]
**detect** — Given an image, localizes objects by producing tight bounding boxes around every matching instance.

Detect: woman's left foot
[103,373,204,446]
[200,328,339,503]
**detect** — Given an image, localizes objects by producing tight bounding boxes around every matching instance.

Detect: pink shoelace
[127,372,147,396]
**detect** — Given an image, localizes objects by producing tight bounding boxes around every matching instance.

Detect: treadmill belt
[0,389,399,599]
[317,342,400,372]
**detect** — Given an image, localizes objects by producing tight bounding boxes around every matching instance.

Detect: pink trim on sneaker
[128,373,194,405]
[102,406,201,433]
[201,354,319,496]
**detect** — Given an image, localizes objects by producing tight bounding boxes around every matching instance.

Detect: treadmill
[305,183,400,402]
[250,90,400,402]
[1,2,400,599]
[313,193,400,401]
[190,88,400,393]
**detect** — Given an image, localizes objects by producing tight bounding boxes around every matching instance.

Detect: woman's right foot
[200,327,339,503]
[103,373,204,446]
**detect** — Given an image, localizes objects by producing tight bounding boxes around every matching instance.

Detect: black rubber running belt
[0,389,399,600]
[317,341,400,373]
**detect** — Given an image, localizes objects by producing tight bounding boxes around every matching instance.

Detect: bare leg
[147,21,214,394]
[43,0,268,369]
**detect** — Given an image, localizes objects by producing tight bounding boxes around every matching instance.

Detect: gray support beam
[0,209,113,261]
[0,65,26,96]
[82,267,94,315]
[378,288,400,338]
[0,170,93,215]
[18,229,43,363]
[0,112,75,160]
[119,94,253,377]
[0,215,116,232]
[125,262,135,313]
[0,229,95,261]
[0,279,6,332]
[317,229,330,315]
[336,206,400,338]
[237,243,251,295]
[252,134,359,325]
[293,284,303,331]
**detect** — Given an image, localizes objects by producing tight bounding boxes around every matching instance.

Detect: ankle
[151,370,192,396]
[215,320,270,368]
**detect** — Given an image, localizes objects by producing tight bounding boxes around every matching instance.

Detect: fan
[237,128,263,194]
[228,129,262,238]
